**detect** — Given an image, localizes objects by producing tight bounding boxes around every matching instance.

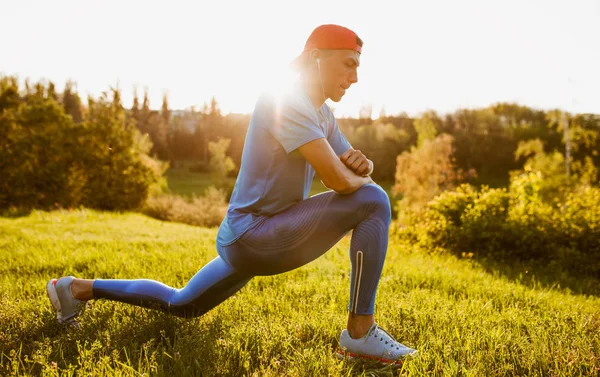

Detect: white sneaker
[46,276,85,324]
[337,322,417,366]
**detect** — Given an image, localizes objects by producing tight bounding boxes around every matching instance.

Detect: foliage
[79,91,167,210]
[208,138,236,198]
[343,119,411,182]
[413,110,440,147]
[396,171,600,279]
[513,138,571,202]
[9,73,599,193]
[0,76,78,208]
[393,133,476,214]
[512,134,598,203]
[0,76,166,211]
[209,139,236,182]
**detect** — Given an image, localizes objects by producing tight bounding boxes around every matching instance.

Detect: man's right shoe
[337,322,418,366]
[46,276,85,324]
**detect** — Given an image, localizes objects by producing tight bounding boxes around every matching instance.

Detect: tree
[208,138,235,186]
[0,76,76,208]
[546,110,600,182]
[130,87,140,124]
[161,93,171,125]
[136,87,151,135]
[168,117,196,161]
[414,110,440,147]
[80,88,165,210]
[513,137,598,203]
[208,138,236,199]
[350,120,410,181]
[199,97,223,163]
[0,76,165,211]
[394,133,476,214]
[61,80,84,123]
[47,81,58,101]
[358,104,373,120]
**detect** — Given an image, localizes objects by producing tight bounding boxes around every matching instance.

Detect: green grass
[165,167,229,197]
[1,210,599,376]
[165,166,396,199]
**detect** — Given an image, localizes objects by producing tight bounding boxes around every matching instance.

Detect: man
[46,24,418,365]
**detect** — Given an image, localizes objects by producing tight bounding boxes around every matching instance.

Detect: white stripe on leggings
[352,250,364,313]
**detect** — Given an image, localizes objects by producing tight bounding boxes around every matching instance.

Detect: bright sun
[257,64,299,99]
[212,57,300,114]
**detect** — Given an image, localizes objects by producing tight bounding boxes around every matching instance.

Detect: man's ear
[308,49,321,65]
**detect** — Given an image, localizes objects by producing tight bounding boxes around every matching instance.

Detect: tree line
[37,77,600,189]
[127,83,600,191]
[1,76,598,211]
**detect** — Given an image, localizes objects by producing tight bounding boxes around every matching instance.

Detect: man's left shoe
[46,276,85,324]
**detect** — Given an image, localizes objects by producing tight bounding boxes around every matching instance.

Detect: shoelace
[371,325,406,352]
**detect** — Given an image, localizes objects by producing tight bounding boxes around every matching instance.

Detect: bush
[0,77,165,211]
[395,171,600,278]
[393,133,476,215]
[0,78,78,208]
[142,186,227,227]
[75,94,167,210]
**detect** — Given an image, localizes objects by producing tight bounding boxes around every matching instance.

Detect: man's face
[319,49,360,102]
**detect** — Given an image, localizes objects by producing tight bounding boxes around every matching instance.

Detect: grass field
[1,210,599,376]
[165,167,229,197]
[165,166,397,200]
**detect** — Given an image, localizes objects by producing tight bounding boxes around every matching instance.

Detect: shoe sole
[336,347,405,367]
[46,278,64,323]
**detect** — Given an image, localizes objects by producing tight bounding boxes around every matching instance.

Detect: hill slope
[1,210,598,376]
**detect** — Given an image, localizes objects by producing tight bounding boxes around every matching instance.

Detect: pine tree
[201,97,222,162]
[62,80,83,123]
[138,88,151,134]
[131,87,140,126]
[47,81,58,101]
[161,93,171,125]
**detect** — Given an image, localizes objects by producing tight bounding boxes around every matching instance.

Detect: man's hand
[340,148,373,177]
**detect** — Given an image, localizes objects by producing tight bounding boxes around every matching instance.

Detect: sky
[2,0,599,118]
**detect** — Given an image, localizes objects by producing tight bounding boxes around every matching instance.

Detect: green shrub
[0,78,78,208]
[75,93,166,210]
[0,77,165,211]
[396,171,600,278]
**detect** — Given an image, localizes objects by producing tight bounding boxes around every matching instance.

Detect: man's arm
[298,138,373,195]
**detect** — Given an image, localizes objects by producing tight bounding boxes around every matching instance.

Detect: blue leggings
[93,184,391,317]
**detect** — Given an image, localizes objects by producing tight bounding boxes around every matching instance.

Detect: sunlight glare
[256,64,299,100]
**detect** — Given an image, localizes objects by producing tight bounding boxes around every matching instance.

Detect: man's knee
[356,184,392,221]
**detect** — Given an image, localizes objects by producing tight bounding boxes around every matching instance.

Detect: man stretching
[47,24,418,365]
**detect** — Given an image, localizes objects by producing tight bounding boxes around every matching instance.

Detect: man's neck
[300,76,326,110]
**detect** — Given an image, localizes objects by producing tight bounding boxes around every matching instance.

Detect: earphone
[316,57,326,104]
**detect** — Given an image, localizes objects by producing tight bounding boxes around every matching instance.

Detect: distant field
[165,165,397,199]
[164,166,230,197]
[1,210,598,376]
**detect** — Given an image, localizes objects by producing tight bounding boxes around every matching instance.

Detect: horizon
[2,0,599,118]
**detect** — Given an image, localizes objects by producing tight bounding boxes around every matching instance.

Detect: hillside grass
[0,210,598,376]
